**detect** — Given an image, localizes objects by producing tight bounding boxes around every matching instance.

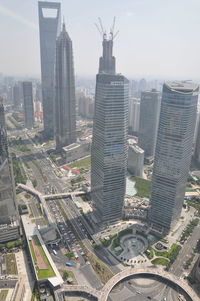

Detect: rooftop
[165,81,199,93]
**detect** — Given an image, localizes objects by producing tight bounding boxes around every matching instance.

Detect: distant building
[12,83,21,110]
[138,89,160,158]
[128,143,144,177]
[55,23,76,149]
[0,97,5,128]
[91,31,129,226]
[128,97,140,133]
[22,81,34,129]
[0,102,19,242]
[38,1,61,138]
[78,96,94,119]
[149,81,199,233]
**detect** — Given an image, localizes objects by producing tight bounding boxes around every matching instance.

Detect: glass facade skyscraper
[138,89,160,158]
[91,34,129,226]
[55,23,76,149]
[149,82,199,233]
[38,1,61,138]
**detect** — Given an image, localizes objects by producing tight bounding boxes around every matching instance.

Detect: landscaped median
[29,235,55,280]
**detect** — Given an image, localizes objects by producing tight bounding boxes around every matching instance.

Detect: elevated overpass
[54,268,197,301]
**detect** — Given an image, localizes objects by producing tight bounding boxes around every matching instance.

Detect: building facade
[128,97,140,134]
[91,34,129,226]
[55,23,76,149]
[149,82,199,233]
[0,102,19,242]
[138,89,160,158]
[38,1,61,138]
[22,81,34,129]
[128,143,144,177]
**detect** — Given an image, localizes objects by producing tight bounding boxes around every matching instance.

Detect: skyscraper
[138,89,160,158]
[128,97,140,134]
[12,83,21,110]
[38,1,61,138]
[22,81,34,129]
[149,82,199,233]
[0,97,5,128]
[91,31,129,226]
[55,23,76,149]
[0,101,19,242]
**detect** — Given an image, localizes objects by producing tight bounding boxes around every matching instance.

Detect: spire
[95,18,118,74]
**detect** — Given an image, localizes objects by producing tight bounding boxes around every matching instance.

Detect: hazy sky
[0,0,200,79]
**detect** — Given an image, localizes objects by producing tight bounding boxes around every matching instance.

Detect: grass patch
[68,156,91,169]
[36,203,43,216]
[130,177,151,198]
[65,251,74,259]
[11,153,27,185]
[154,243,181,264]
[59,269,77,284]
[29,236,55,279]
[0,290,8,301]
[151,257,169,266]
[71,176,85,185]
[85,249,114,284]
[5,253,18,275]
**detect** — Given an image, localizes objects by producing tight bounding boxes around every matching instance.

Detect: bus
[53,249,57,255]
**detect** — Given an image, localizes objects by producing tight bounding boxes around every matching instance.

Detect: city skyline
[0,0,200,79]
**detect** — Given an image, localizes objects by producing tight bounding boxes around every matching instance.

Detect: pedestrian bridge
[55,267,197,301]
[17,183,86,200]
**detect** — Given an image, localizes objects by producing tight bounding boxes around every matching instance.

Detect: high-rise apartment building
[0,101,19,242]
[0,97,5,128]
[91,33,129,226]
[38,1,61,138]
[128,97,140,133]
[149,82,199,233]
[55,23,76,149]
[22,81,34,129]
[138,89,160,158]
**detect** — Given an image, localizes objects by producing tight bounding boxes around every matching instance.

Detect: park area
[0,290,8,301]
[29,235,55,279]
[5,253,18,275]
[130,176,151,198]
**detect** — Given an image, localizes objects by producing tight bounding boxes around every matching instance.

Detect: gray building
[128,97,140,133]
[128,143,144,177]
[149,82,199,233]
[12,83,21,110]
[138,89,160,158]
[91,33,129,226]
[0,102,19,241]
[0,97,5,128]
[55,23,76,149]
[22,81,34,129]
[38,1,61,138]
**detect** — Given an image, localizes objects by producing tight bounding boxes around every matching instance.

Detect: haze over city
[0,0,200,79]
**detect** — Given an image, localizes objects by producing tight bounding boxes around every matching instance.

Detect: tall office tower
[0,97,5,128]
[55,23,76,149]
[128,97,140,134]
[38,1,61,138]
[138,89,160,158]
[91,32,129,226]
[194,111,200,164]
[0,102,19,242]
[149,82,199,233]
[12,83,21,110]
[22,82,34,129]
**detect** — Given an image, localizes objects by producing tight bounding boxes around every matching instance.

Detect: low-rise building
[63,141,91,164]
